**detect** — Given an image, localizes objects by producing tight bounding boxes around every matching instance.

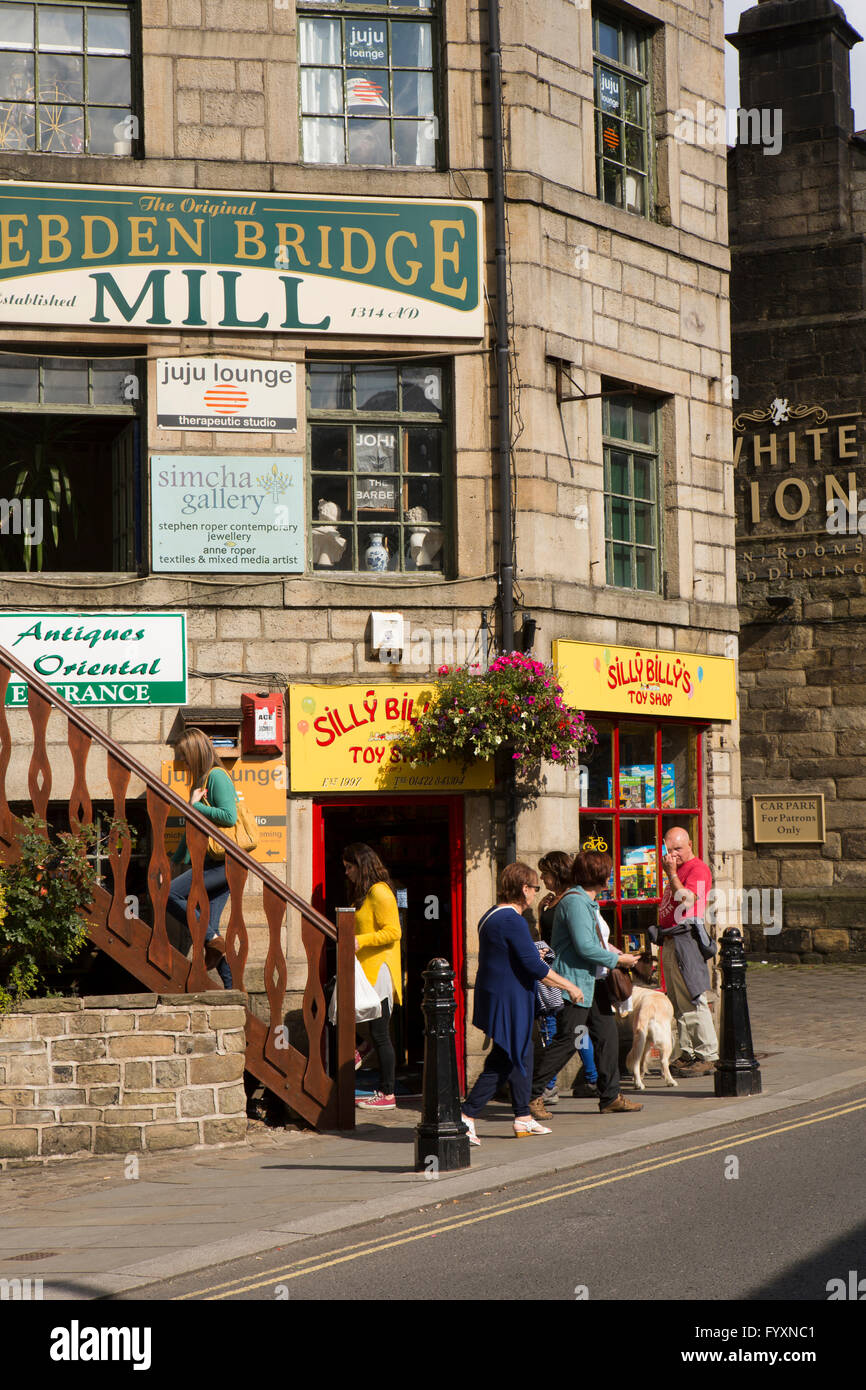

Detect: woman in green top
[167,727,238,989]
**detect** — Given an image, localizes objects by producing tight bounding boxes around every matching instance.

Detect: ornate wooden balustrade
[0,644,355,1130]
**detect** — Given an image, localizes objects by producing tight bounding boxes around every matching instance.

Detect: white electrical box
[370,611,404,660]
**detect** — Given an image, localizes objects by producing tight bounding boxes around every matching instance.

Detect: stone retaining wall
[0,993,248,1168]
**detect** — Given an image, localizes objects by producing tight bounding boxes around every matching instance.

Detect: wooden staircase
[0,644,355,1130]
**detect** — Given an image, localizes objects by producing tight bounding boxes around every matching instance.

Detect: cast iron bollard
[415,958,471,1173]
[714,926,762,1097]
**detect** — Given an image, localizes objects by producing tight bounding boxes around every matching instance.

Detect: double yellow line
[177,1097,866,1299]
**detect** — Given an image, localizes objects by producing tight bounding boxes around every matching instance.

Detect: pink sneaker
[356,1092,396,1110]
[354,1049,362,1070]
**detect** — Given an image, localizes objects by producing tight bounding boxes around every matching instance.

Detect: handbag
[328,957,383,1025]
[593,915,633,1001]
[200,781,259,860]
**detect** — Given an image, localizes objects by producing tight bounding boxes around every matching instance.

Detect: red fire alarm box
[241,693,284,755]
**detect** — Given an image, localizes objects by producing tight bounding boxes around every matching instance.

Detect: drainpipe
[486,0,516,861]
[487,0,514,657]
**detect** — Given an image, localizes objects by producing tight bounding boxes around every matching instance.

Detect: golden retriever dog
[625,952,677,1090]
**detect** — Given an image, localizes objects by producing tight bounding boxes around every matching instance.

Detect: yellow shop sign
[553,640,737,721]
[161,756,288,863]
[289,683,494,793]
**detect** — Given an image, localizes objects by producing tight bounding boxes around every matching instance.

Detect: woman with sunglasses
[461,862,584,1143]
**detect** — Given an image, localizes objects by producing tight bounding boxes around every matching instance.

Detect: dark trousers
[367,998,395,1095]
[463,1034,534,1118]
[531,984,621,1106]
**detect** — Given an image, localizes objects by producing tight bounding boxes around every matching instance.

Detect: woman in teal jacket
[531,850,643,1114]
[167,727,238,988]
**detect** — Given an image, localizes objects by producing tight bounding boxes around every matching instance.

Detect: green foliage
[393,651,597,770]
[0,817,97,1012]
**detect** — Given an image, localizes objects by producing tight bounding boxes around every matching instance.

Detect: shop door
[313,796,466,1088]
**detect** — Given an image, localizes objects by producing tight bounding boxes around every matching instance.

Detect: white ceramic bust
[313,499,347,566]
[406,506,443,568]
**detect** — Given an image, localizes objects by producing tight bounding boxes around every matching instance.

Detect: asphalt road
[116,1084,866,1303]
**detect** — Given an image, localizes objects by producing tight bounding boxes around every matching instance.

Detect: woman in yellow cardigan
[343,842,402,1110]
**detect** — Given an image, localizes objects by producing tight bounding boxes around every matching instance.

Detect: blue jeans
[577,1028,598,1084]
[167,861,232,988]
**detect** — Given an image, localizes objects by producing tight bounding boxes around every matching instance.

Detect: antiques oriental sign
[0,612,187,706]
[553,640,737,720]
[289,683,494,792]
[0,183,484,338]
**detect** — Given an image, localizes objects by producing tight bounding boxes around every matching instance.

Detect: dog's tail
[647,1017,675,1052]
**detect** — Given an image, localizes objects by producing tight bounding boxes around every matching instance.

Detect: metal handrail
[0,641,336,940]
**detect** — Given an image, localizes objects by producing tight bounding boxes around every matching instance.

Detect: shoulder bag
[593,914,633,1002]
[200,775,259,860]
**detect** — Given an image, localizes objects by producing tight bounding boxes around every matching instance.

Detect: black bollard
[414,958,471,1173]
[714,926,762,1097]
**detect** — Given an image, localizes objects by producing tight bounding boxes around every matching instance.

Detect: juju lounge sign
[289,683,494,792]
[553,640,737,721]
[0,182,483,337]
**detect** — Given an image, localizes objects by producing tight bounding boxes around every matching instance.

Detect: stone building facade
[0,0,740,1091]
[730,0,866,960]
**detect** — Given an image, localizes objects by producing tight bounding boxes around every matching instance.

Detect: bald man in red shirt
[653,826,718,1077]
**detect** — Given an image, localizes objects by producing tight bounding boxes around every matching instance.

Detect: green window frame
[592,6,652,217]
[298,0,440,168]
[307,359,449,575]
[603,394,661,592]
[0,352,139,410]
[0,0,136,155]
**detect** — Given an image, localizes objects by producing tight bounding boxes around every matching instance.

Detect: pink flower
[438,664,450,674]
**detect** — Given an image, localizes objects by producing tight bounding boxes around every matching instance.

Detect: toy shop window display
[579,717,704,951]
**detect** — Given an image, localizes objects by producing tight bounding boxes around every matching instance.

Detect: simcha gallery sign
[0,182,483,337]
[150,455,304,572]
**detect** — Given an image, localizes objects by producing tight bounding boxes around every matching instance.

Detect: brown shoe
[529,1096,552,1122]
[688,1060,717,1076]
[599,1095,644,1114]
[204,935,227,969]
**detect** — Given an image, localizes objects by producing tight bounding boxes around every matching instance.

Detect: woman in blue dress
[461,862,584,1142]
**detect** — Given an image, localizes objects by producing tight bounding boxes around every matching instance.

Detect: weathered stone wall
[730,0,866,959]
[0,0,740,1073]
[0,994,247,1167]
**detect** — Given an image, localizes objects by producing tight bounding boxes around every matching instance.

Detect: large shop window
[308,359,448,574]
[0,0,135,155]
[603,392,661,592]
[298,0,438,167]
[0,353,141,572]
[592,6,652,217]
[580,719,703,952]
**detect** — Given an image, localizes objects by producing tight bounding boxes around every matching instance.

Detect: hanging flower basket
[393,652,597,770]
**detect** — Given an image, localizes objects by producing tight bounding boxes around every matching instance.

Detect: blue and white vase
[364,533,389,572]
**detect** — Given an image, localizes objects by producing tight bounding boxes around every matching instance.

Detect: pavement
[2,962,865,1301]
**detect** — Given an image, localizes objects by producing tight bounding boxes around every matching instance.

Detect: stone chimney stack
[728,0,862,242]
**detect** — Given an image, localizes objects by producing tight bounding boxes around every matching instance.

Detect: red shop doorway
[312,795,466,1090]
